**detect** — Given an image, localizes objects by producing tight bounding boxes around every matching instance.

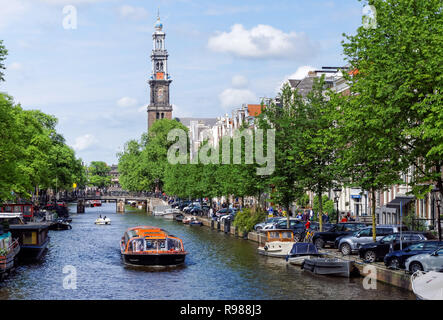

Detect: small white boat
[163,208,181,220]
[94,217,111,225]
[411,271,443,300]
[257,229,295,258]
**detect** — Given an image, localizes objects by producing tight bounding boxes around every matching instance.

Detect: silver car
[338,225,408,255]
[405,247,443,273]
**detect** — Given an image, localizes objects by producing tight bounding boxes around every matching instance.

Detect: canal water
[0,203,414,300]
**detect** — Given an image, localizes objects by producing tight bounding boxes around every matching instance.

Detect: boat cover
[289,243,318,255]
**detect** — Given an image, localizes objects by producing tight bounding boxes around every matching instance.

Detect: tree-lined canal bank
[0,203,413,300]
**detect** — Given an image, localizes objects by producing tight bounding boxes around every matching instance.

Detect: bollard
[217,221,220,231]
[211,219,214,229]
[77,199,85,214]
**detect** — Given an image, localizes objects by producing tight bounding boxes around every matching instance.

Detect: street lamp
[432,187,442,242]
[334,187,342,224]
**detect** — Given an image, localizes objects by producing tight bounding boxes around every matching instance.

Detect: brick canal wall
[191,215,412,292]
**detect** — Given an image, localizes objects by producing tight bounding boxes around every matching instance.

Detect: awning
[386,196,415,209]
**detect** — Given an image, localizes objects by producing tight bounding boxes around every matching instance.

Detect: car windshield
[407,242,425,251]
[381,234,396,242]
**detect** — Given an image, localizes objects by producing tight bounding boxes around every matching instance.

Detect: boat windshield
[129,237,183,252]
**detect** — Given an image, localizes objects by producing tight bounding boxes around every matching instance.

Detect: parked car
[336,225,408,255]
[254,217,283,231]
[266,218,304,230]
[384,240,443,269]
[311,222,367,248]
[405,246,443,273]
[358,232,428,263]
[215,208,235,218]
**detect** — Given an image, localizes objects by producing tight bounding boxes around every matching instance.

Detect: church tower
[147,13,173,130]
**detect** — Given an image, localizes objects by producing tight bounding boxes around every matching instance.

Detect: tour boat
[95,217,111,225]
[301,257,357,277]
[0,230,20,278]
[285,243,323,266]
[411,271,443,300]
[120,226,187,267]
[257,229,296,258]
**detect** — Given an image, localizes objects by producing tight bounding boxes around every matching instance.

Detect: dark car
[384,240,443,269]
[359,232,428,263]
[311,222,367,248]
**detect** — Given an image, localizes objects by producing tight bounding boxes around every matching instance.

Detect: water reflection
[0,203,414,300]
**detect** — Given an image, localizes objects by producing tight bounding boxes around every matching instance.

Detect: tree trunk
[372,187,377,242]
[318,189,323,232]
[436,165,443,242]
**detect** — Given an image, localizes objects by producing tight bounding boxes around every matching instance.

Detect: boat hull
[288,255,320,266]
[411,271,443,300]
[121,252,186,267]
[257,247,289,258]
[302,258,355,277]
[18,237,49,262]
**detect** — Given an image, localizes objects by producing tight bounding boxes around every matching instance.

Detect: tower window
[161,113,164,119]
[156,112,159,119]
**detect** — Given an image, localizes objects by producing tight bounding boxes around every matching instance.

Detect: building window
[161,113,164,119]
[156,112,159,119]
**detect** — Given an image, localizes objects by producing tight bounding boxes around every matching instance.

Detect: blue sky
[0,0,365,165]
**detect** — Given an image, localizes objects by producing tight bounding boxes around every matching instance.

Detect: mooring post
[117,198,125,213]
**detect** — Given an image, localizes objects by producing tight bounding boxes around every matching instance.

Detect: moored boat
[8,222,50,262]
[257,229,295,258]
[49,218,72,230]
[120,226,187,267]
[301,257,356,277]
[175,213,184,223]
[411,271,443,300]
[163,208,181,220]
[0,228,20,278]
[286,243,322,266]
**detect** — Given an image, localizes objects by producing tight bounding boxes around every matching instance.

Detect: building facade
[147,14,173,130]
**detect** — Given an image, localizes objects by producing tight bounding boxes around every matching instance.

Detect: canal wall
[191,215,413,292]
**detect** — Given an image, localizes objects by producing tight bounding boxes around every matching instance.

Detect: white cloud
[118,5,148,20]
[137,104,148,113]
[231,75,248,89]
[208,24,318,60]
[117,97,138,108]
[277,65,317,92]
[219,88,257,111]
[9,62,23,71]
[0,0,29,30]
[72,134,98,151]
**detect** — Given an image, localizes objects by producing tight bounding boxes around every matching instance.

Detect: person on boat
[341,214,348,222]
[99,214,102,218]
[104,216,107,220]
[305,220,311,230]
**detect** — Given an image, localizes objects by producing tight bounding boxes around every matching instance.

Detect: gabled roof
[247,104,263,117]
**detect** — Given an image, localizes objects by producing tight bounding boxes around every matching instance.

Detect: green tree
[340,0,442,240]
[258,86,303,229]
[87,161,111,188]
[291,76,343,231]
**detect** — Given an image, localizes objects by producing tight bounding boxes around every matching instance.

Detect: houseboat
[120,226,187,267]
[1,204,34,221]
[0,227,20,278]
[257,229,296,258]
[8,222,50,262]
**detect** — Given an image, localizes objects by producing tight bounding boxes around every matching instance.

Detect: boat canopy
[266,229,294,242]
[289,243,318,255]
